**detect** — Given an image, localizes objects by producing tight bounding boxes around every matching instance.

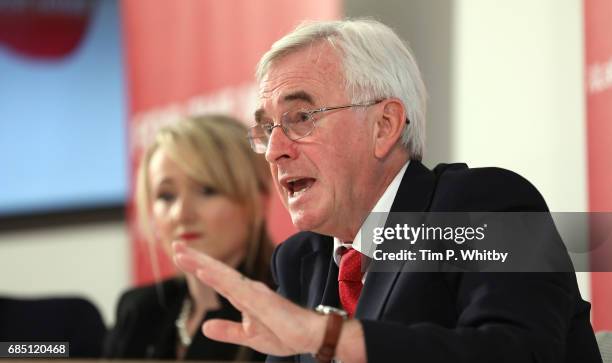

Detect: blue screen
[0,0,127,217]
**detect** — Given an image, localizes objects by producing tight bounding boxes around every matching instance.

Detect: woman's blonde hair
[136,114,273,282]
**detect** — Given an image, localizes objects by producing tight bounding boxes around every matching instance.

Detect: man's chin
[289,211,325,232]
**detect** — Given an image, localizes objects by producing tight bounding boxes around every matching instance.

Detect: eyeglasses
[247,99,389,154]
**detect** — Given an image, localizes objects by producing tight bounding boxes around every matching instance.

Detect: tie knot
[338,247,364,317]
[338,248,364,283]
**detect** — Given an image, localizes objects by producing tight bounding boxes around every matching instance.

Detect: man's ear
[373,98,407,159]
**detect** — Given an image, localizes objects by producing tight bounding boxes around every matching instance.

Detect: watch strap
[315,313,344,363]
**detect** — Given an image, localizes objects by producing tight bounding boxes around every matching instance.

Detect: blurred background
[0,0,610,331]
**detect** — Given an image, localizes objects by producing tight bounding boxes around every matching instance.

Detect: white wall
[451,0,589,298]
[0,221,130,326]
[452,0,587,212]
[346,0,590,300]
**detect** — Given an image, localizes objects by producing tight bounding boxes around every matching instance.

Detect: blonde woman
[105,114,273,361]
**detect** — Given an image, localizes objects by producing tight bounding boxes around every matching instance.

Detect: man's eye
[295,111,311,123]
[262,123,274,134]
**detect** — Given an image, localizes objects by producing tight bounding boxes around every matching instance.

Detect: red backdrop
[120,0,340,284]
[585,0,612,331]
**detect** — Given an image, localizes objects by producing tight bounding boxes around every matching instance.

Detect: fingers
[193,267,318,350]
[203,318,296,356]
[172,241,200,273]
[173,251,199,274]
[202,319,247,345]
[173,241,320,352]
[173,241,244,282]
[194,269,250,312]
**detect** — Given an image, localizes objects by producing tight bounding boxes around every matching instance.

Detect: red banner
[585,0,612,331]
[120,0,340,285]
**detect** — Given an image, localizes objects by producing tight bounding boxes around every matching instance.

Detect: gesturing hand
[172,241,326,357]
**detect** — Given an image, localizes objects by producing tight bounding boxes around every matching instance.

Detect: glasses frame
[248,99,409,153]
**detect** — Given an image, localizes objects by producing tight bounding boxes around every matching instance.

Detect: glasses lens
[248,126,269,154]
[282,110,314,140]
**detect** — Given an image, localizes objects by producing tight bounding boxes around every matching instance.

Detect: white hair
[256,18,427,161]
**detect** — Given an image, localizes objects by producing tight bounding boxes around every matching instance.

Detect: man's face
[257,42,379,240]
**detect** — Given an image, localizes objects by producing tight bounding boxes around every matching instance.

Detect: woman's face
[148,148,250,267]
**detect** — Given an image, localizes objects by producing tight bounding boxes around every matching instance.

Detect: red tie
[338,247,364,317]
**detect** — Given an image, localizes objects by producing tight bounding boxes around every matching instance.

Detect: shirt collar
[333,161,410,266]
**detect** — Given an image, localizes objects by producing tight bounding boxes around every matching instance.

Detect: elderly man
[174,19,601,363]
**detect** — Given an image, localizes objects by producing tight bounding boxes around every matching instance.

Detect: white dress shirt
[332,161,410,275]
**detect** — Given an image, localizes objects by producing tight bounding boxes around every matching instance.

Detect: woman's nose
[170,196,196,223]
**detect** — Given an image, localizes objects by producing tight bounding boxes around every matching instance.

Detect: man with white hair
[174,19,601,363]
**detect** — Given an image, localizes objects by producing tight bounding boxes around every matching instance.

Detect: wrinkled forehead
[256,42,347,112]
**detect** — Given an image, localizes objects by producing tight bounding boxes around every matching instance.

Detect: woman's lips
[178,232,202,241]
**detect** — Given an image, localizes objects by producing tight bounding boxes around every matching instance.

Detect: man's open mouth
[284,177,316,198]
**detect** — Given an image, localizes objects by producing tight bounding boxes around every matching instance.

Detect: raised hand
[172,241,326,357]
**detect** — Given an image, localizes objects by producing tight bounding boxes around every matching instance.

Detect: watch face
[315,305,349,318]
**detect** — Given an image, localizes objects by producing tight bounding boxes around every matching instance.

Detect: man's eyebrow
[283,90,314,104]
[254,91,315,123]
[254,109,266,124]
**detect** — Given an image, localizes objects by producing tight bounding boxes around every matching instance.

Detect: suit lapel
[320,257,341,307]
[355,161,437,319]
[300,234,336,308]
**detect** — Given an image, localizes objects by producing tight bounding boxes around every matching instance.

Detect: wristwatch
[313,305,348,363]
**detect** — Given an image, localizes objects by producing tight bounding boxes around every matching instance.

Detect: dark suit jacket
[104,277,265,361]
[269,161,601,363]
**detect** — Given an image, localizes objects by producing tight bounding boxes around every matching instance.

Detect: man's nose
[265,125,297,163]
